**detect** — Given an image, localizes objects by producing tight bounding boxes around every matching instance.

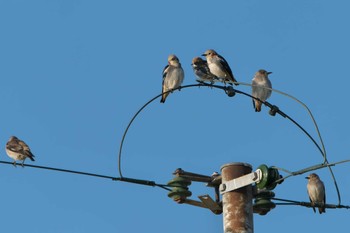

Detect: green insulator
[256,164,281,190]
[253,190,276,215]
[167,177,192,203]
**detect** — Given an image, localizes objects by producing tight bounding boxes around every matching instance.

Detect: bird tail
[27,151,35,161]
[318,207,326,214]
[253,99,262,112]
[160,93,169,103]
[232,76,239,86]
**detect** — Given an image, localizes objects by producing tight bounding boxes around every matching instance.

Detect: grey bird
[202,49,238,85]
[306,173,326,214]
[6,136,35,167]
[251,69,272,112]
[160,54,184,103]
[191,57,218,84]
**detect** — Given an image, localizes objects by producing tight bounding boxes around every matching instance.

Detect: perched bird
[5,136,35,167]
[160,54,184,103]
[202,49,238,85]
[251,69,272,112]
[191,57,217,84]
[306,173,326,214]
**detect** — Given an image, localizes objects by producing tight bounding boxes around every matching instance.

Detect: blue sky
[1,0,349,232]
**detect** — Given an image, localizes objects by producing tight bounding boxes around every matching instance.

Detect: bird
[306,173,326,214]
[251,69,272,112]
[5,136,35,167]
[160,54,184,103]
[201,49,238,85]
[191,57,218,84]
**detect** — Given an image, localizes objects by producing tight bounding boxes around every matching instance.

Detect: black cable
[0,161,116,180]
[117,83,342,203]
[2,82,342,207]
[271,197,350,209]
[235,89,342,205]
[235,89,326,158]
[117,83,225,177]
[0,160,171,191]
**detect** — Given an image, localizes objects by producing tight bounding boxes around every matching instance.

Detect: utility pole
[221,163,254,233]
[168,163,281,233]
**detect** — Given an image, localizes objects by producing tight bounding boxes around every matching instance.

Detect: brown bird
[251,69,272,112]
[202,49,238,86]
[191,57,218,84]
[5,136,35,167]
[306,173,326,214]
[160,54,184,103]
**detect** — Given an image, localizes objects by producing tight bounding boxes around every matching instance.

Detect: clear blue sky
[1,0,349,232]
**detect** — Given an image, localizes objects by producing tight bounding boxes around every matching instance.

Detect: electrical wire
[118,83,327,178]
[272,159,350,183]
[271,197,350,210]
[117,83,225,178]
[236,81,327,161]
[117,82,344,204]
[0,160,172,191]
[1,81,345,207]
[236,81,343,204]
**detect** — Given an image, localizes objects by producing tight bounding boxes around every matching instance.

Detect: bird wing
[162,64,170,90]
[160,65,171,103]
[6,140,25,153]
[18,140,35,159]
[321,181,326,213]
[162,64,169,79]
[218,54,235,81]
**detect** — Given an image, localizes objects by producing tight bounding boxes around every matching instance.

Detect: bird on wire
[6,136,35,167]
[306,173,326,214]
[251,69,272,112]
[202,49,238,86]
[160,54,184,103]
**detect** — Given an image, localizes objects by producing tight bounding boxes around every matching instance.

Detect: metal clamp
[219,169,262,194]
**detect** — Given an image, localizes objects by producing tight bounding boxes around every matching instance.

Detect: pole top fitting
[221,162,252,171]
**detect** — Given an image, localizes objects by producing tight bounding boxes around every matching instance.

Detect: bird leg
[21,159,26,168]
[12,161,17,168]
[196,80,205,88]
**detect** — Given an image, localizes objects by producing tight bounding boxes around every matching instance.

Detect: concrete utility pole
[221,163,254,233]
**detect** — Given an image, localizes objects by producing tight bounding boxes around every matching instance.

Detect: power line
[272,159,350,183]
[117,82,342,203]
[0,160,171,191]
[2,81,346,211]
[236,81,327,161]
[271,197,350,210]
[118,83,327,176]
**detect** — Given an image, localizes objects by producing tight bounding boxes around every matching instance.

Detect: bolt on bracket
[219,169,262,194]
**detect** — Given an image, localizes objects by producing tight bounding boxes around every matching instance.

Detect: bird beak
[201,54,206,57]
[305,177,310,179]
[267,72,273,75]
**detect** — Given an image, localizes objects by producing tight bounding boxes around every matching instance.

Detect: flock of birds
[4,49,326,214]
[161,49,272,112]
